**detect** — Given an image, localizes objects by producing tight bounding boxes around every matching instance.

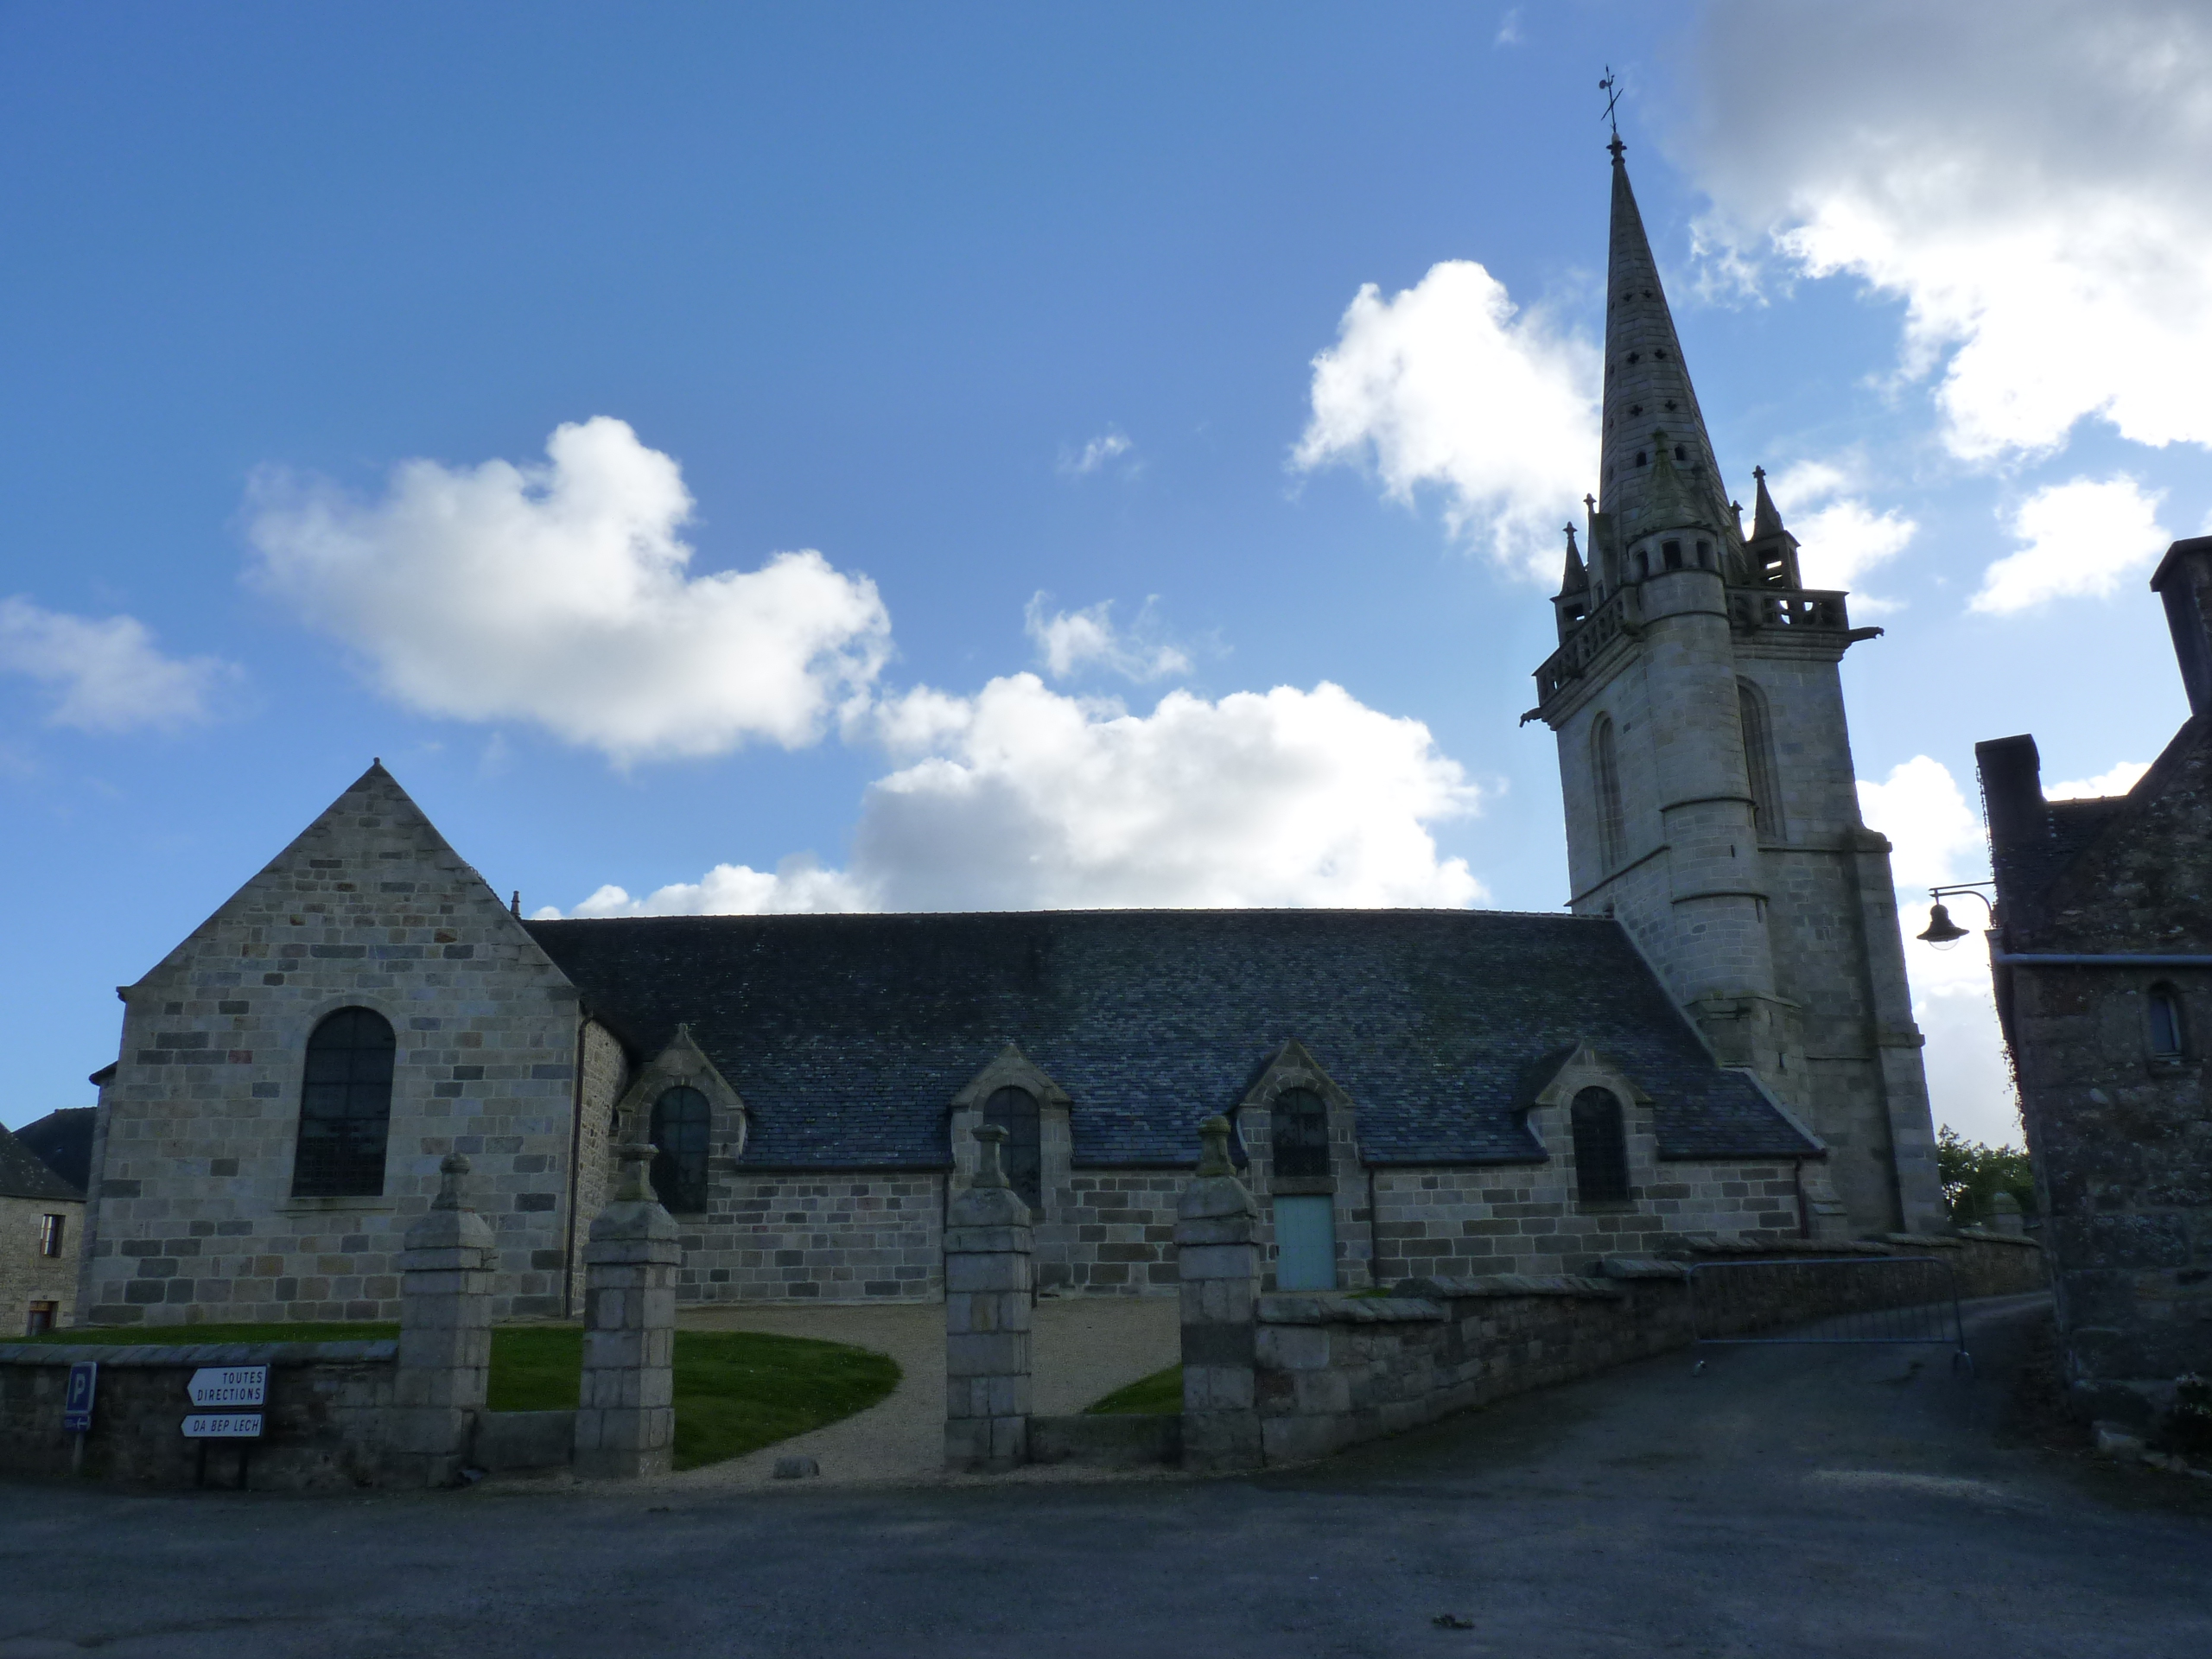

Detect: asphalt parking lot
[2,1294,2204,1659]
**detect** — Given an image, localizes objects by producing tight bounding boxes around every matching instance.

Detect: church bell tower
[1529,138,1944,1236]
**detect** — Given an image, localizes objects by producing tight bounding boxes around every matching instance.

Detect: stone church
[71,144,1944,1328]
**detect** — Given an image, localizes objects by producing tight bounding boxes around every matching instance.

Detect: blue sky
[6,3,2208,1142]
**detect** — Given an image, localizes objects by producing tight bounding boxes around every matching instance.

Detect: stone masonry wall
[2011,963,2212,1389]
[77,766,585,1327]
[677,1173,944,1302]
[2,1196,82,1336]
[0,1338,398,1489]
[1049,1173,1184,1294]
[1246,1235,2044,1465]
[1373,1160,1804,1281]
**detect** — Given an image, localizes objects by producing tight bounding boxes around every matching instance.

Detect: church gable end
[81,762,586,1328]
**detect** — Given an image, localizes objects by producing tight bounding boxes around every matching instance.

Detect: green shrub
[1936,1125,2037,1227]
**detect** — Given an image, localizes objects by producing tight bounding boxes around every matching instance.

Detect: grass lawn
[1084,1363,1181,1414]
[22,1322,899,1472]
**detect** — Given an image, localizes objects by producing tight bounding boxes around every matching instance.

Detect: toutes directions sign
[186,1365,267,1408]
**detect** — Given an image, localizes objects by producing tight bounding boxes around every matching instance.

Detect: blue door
[1274,1195,1337,1290]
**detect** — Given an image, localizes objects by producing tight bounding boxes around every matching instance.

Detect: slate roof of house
[13,1108,95,1196]
[524,909,1815,1171]
[0,1121,82,1203]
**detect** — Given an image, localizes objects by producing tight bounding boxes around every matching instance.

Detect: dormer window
[1674,444,1687,461]
[1635,451,1647,467]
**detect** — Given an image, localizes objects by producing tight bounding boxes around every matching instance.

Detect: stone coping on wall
[1891,1229,2044,1251]
[1669,1234,1895,1256]
[1595,1256,1692,1281]
[1258,1294,1447,1325]
[1393,1273,1627,1302]
[0,1339,397,1368]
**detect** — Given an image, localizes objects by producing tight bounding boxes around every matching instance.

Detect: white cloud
[1058,429,1134,478]
[1293,260,1600,579]
[245,417,892,764]
[1682,1,2212,461]
[1968,475,2168,616]
[1763,459,1916,607]
[1024,594,1192,683]
[542,857,870,919]
[1494,8,1522,47]
[0,596,238,733]
[2045,760,2151,801]
[1857,754,1983,894]
[543,674,1484,916]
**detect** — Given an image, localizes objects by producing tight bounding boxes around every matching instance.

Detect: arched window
[650,1085,712,1214]
[1737,678,1783,842]
[1571,1087,1630,1204]
[292,1007,396,1198]
[982,1084,1043,1213]
[1592,716,1626,872]
[1270,1088,1332,1180]
[2149,985,2186,1058]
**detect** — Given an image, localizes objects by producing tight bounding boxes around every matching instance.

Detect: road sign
[62,1361,97,1433]
[182,1413,263,1440]
[187,1365,266,1408]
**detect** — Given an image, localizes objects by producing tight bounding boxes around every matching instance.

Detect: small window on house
[1738,678,1783,842]
[291,1007,397,1198]
[2149,986,2185,1058]
[1592,716,1626,872]
[982,1085,1043,1213]
[38,1213,65,1258]
[1270,1087,1332,1181]
[25,1302,56,1337]
[1696,539,1713,567]
[1635,450,1648,466]
[1635,550,1650,580]
[1663,539,1683,570]
[649,1084,712,1214]
[1675,444,1687,461]
[1571,1087,1631,1204]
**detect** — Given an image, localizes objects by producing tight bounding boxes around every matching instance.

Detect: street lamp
[1916,883,1995,950]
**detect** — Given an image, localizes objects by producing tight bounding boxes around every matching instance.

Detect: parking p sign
[62,1360,97,1433]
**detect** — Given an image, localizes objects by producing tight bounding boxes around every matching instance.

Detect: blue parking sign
[62,1360,97,1433]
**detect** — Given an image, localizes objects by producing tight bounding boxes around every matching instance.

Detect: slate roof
[0,1121,82,1203]
[13,1108,94,1196]
[524,909,1815,1172]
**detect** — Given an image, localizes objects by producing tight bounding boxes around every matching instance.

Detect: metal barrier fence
[1686,1255,1972,1375]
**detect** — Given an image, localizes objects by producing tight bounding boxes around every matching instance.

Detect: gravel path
[663,1294,1179,1491]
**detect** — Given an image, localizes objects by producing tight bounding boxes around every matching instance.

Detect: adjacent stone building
[69,140,1944,1330]
[1979,534,2212,1421]
[2,1122,82,1336]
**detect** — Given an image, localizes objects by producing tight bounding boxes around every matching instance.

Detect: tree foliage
[1936,1124,2037,1226]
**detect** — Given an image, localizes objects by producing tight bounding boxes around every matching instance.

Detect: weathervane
[1599,67,1624,154]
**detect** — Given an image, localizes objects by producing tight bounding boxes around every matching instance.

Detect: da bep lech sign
[183,1365,266,1438]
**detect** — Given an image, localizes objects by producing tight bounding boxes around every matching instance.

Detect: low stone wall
[1243,1236,2048,1466]
[1027,1414,1179,1469]
[0,1339,397,1489]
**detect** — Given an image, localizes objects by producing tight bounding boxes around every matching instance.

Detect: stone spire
[1558,524,1589,595]
[1596,143,1732,545]
[1743,464,1803,588]
[1750,465,1787,539]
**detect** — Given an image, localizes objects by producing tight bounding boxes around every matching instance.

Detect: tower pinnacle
[1596,149,1732,549]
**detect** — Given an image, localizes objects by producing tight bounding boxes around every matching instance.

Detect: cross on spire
[1599,67,1624,156]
